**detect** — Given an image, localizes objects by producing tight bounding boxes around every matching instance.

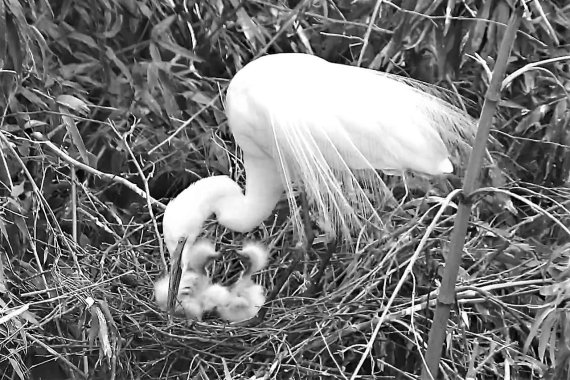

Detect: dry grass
[1,1,570,379]
[4,153,569,378]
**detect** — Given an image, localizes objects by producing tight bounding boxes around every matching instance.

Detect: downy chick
[154,240,230,320]
[217,242,268,322]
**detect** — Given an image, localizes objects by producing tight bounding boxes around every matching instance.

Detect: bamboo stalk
[420,6,524,380]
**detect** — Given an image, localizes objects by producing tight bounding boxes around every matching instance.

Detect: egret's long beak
[167,237,188,314]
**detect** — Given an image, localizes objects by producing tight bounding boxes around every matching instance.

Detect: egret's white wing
[226,53,476,237]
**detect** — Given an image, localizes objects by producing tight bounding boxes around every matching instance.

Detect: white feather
[226,53,476,237]
[162,53,476,261]
[163,176,245,251]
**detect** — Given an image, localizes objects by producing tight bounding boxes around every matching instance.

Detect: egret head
[162,175,244,257]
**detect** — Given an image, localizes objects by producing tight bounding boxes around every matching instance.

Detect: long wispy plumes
[240,54,477,240]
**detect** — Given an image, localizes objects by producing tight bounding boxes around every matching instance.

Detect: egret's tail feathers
[231,53,479,241]
[263,60,479,241]
[375,70,478,169]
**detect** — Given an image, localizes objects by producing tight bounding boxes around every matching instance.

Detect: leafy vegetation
[1,0,569,379]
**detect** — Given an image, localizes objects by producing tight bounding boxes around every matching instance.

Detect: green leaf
[5,0,26,27]
[7,353,25,380]
[151,14,176,40]
[19,87,48,108]
[56,94,89,115]
[105,46,132,83]
[69,31,99,49]
[537,311,558,362]
[56,96,91,165]
[0,0,6,64]
[5,14,22,72]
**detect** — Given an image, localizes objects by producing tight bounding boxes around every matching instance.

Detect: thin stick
[420,6,523,380]
[148,94,220,154]
[71,168,78,244]
[350,189,462,380]
[26,332,88,379]
[111,122,167,270]
[67,168,83,276]
[30,132,165,210]
[0,131,81,276]
[357,0,384,67]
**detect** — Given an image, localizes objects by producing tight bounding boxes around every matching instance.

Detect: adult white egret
[163,53,475,253]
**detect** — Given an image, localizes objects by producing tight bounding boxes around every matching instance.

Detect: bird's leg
[399,172,410,208]
[250,245,302,323]
[303,238,337,297]
[252,191,314,323]
[167,237,187,314]
[298,188,314,245]
[299,189,318,288]
[299,189,338,296]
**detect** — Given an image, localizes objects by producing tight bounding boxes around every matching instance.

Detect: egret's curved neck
[213,154,284,233]
[163,175,241,255]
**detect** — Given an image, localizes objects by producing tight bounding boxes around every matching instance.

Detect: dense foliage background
[1,0,569,379]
